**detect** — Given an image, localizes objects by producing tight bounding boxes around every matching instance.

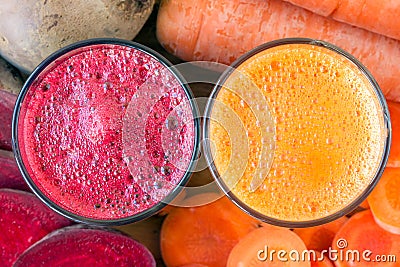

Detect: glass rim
[203,37,392,228]
[12,38,201,226]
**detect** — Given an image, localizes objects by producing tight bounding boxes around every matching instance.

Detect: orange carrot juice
[205,39,390,226]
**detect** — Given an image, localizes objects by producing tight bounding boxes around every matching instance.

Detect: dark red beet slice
[0,149,29,191]
[0,89,17,151]
[14,226,156,267]
[0,189,72,267]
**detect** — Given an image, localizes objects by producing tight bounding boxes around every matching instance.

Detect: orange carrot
[310,252,334,267]
[387,101,400,167]
[293,216,348,252]
[332,210,400,267]
[282,0,400,40]
[157,0,400,102]
[227,227,310,267]
[368,167,400,234]
[259,221,286,229]
[160,194,259,267]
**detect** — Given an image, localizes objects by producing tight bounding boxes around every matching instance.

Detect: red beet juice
[13,39,198,223]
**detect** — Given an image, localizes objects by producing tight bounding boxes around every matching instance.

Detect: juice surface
[210,43,387,222]
[18,44,195,220]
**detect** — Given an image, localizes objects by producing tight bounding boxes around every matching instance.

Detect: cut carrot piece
[160,194,259,267]
[310,252,334,267]
[332,210,400,267]
[387,101,400,167]
[227,227,310,267]
[368,167,400,234]
[293,216,348,251]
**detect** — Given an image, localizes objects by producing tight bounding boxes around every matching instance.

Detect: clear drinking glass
[13,38,200,225]
[203,38,391,228]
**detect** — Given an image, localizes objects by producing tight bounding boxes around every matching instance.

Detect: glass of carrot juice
[204,38,391,227]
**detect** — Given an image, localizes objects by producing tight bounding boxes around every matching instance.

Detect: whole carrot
[283,0,400,41]
[156,0,400,102]
[387,101,400,167]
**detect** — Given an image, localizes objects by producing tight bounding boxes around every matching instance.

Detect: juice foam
[210,43,387,222]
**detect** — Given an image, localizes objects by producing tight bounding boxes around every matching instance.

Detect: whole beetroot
[0,0,155,73]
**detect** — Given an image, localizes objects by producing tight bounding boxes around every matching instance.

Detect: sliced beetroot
[0,149,29,191]
[14,226,156,267]
[0,89,17,150]
[0,189,72,267]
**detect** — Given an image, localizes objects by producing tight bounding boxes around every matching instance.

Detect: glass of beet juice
[12,39,200,225]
